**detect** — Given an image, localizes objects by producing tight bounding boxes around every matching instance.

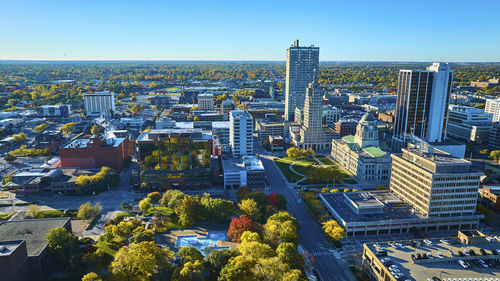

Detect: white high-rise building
[392,63,453,151]
[84,91,115,117]
[485,98,500,122]
[230,110,254,157]
[198,93,214,111]
[284,40,319,122]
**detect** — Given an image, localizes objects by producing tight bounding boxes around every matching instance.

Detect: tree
[91,125,103,135]
[34,123,48,133]
[12,132,27,143]
[286,147,300,159]
[267,211,297,226]
[177,246,204,264]
[237,186,251,201]
[206,249,239,279]
[61,122,76,135]
[26,204,41,218]
[322,220,345,243]
[193,116,200,122]
[46,227,79,268]
[254,257,290,281]
[218,255,256,281]
[238,199,260,221]
[282,269,307,281]
[77,202,102,220]
[175,196,198,227]
[4,153,16,162]
[262,218,299,248]
[147,191,161,205]
[375,185,387,190]
[238,240,274,260]
[139,197,152,212]
[172,260,205,281]
[490,150,500,161]
[200,197,235,223]
[111,241,174,281]
[82,272,102,281]
[129,227,155,244]
[480,148,490,155]
[343,188,351,193]
[227,216,254,242]
[276,242,304,269]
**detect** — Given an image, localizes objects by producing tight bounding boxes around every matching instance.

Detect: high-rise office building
[485,98,500,122]
[293,82,332,149]
[284,40,319,121]
[84,91,115,117]
[230,110,254,157]
[390,148,481,217]
[392,63,453,151]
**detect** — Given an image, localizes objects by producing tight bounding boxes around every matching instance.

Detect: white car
[448,250,454,257]
[458,259,468,269]
[423,239,433,245]
[437,252,444,258]
[427,252,434,259]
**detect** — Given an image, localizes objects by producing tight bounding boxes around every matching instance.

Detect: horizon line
[1,59,499,64]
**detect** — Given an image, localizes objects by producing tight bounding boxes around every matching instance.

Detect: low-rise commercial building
[0,218,72,281]
[255,119,284,140]
[269,135,284,151]
[335,119,357,137]
[36,105,71,118]
[59,133,133,171]
[221,155,265,189]
[478,185,500,211]
[320,191,482,237]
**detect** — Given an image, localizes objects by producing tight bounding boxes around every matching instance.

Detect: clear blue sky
[1,0,499,62]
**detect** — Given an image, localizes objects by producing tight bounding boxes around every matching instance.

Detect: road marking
[310,251,334,257]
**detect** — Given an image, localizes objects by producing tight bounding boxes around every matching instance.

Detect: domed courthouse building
[330,112,392,185]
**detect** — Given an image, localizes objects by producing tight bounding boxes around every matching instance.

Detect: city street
[255,140,356,281]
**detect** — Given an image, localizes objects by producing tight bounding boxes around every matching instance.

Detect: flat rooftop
[0,218,70,256]
[365,237,500,280]
[321,191,421,223]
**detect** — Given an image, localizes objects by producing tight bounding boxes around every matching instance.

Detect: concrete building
[230,110,253,157]
[0,218,72,281]
[221,100,233,121]
[294,82,331,150]
[446,105,493,143]
[284,40,319,121]
[84,91,115,117]
[59,133,133,171]
[149,95,170,107]
[197,93,214,111]
[489,122,500,150]
[390,148,482,217]
[323,106,340,128]
[221,155,265,189]
[485,98,500,122]
[36,105,70,118]
[362,232,500,281]
[392,63,453,152]
[331,113,391,184]
[212,121,230,145]
[255,120,284,140]
[320,190,482,237]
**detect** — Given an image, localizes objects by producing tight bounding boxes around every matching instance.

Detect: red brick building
[59,134,133,170]
[335,120,357,137]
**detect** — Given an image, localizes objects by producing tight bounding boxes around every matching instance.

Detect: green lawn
[0,212,14,221]
[94,239,118,257]
[274,160,307,182]
[144,205,173,216]
[317,156,334,165]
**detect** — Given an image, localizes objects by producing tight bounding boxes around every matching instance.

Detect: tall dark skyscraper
[392,63,453,151]
[284,40,319,122]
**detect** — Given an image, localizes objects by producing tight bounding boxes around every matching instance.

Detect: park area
[273,153,356,187]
